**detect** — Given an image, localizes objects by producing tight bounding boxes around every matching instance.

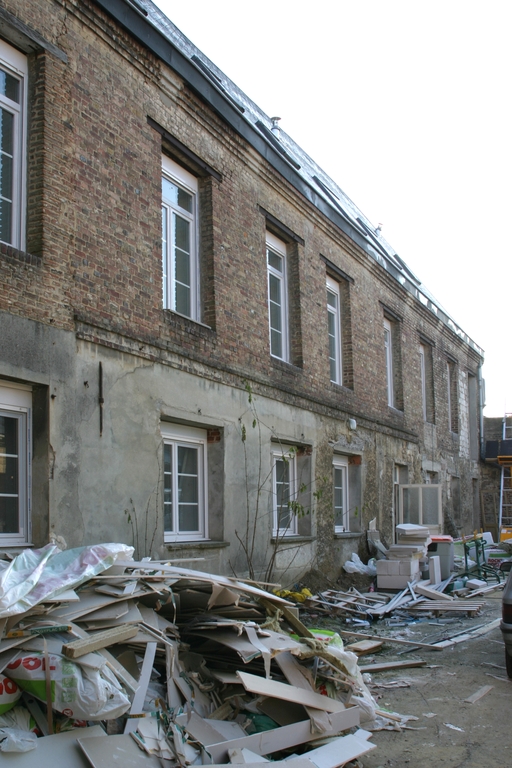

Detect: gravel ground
[304,590,510,768]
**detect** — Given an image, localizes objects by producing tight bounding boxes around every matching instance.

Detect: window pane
[0,149,13,200]
[0,496,18,534]
[0,108,14,156]
[178,475,198,503]
[267,249,282,272]
[423,486,440,525]
[178,445,198,476]
[162,207,168,303]
[327,289,337,309]
[269,273,281,305]
[0,415,18,455]
[269,300,282,333]
[162,176,193,213]
[175,282,191,316]
[402,487,420,524]
[0,69,19,103]
[174,215,190,254]
[179,503,199,532]
[163,445,173,532]
[270,329,282,358]
[177,187,193,213]
[0,456,18,494]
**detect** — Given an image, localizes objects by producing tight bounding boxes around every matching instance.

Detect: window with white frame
[333,455,348,532]
[399,483,442,535]
[271,445,297,536]
[419,344,427,421]
[0,41,27,249]
[0,383,31,545]
[162,423,207,542]
[266,233,289,361]
[327,276,342,384]
[161,156,199,320]
[384,318,394,407]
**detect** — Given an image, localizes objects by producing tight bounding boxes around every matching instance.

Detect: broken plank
[337,629,443,651]
[345,639,384,655]
[359,659,427,673]
[298,732,376,767]
[237,671,346,712]
[124,641,157,733]
[415,584,454,601]
[464,684,493,703]
[62,624,138,658]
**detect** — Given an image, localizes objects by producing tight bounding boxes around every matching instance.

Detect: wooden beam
[61,624,138,658]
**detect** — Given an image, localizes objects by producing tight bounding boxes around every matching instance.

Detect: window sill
[270,535,314,545]
[164,539,229,551]
[270,357,303,374]
[162,309,212,330]
[334,532,362,540]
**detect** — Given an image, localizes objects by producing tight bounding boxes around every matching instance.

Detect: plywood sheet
[0,725,105,767]
[78,734,163,767]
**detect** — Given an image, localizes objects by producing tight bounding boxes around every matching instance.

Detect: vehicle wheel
[506,650,512,679]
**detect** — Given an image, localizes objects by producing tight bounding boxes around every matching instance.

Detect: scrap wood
[414,584,453,601]
[78,733,164,767]
[463,684,493,703]
[337,629,443,651]
[259,596,314,638]
[345,639,384,655]
[61,623,139,658]
[433,617,501,648]
[359,659,426,673]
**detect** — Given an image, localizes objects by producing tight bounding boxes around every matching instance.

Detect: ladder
[499,414,512,531]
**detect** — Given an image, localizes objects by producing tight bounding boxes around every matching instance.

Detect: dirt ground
[306,591,511,768]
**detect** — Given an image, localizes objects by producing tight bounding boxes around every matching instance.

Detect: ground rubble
[0,543,504,767]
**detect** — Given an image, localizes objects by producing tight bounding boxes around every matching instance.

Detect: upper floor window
[162,423,207,542]
[384,318,394,407]
[327,276,342,384]
[447,359,458,432]
[0,41,27,249]
[419,341,435,423]
[0,382,31,546]
[271,445,297,536]
[162,156,199,320]
[266,233,289,361]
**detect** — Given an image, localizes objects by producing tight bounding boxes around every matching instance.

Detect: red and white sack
[5,652,130,720]
[0,675,21,715]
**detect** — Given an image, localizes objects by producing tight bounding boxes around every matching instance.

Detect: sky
[154,0,510,418]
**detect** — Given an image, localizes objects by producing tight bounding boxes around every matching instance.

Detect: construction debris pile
[0,543,392,767]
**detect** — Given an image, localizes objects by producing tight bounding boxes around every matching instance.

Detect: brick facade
[0,0,485,579]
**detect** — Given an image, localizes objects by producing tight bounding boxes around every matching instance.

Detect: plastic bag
[0,728,38,752]
[343,553,377,576]
[6,652,130,721]
[0,674,21,714]
[0,542,134,618]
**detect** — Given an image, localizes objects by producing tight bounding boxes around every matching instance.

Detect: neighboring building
[0,0,484,581]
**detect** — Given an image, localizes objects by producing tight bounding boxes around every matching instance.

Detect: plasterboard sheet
[0,725,105,767]
[237,672,346,712]
[301,733,376,768]
[77,734,163,767]
[177,707,359,762]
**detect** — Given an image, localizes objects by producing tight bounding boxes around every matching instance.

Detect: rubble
[0,544,387,766]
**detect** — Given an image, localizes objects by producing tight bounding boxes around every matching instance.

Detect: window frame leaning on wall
[0,40,27,249]
[161,156,199,321]
[0,382,31,546]
[266,232,289,362]
[161,423,208,543]
[333,454,349,532]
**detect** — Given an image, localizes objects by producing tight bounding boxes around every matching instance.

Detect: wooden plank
[359,659,426,673]
[124,641,158,734]
[258,596,314,638]
[345,639,384,655]
[237,671,346,712]
[62,624,138,658]
[337,629,443,651]
[415,584,453,601]
[464,684,493,703]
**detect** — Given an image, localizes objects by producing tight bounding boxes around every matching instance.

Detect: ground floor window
[271,445,298,536]
[0,383,31,545]
[333,455,348,532]
[162,423,207,542]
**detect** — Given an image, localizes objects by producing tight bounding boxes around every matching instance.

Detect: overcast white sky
[154,0,510,418]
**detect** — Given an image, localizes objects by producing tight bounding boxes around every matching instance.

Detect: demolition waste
[0,532,505,767]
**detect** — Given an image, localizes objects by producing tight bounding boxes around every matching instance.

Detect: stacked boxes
[377,524,431,590]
